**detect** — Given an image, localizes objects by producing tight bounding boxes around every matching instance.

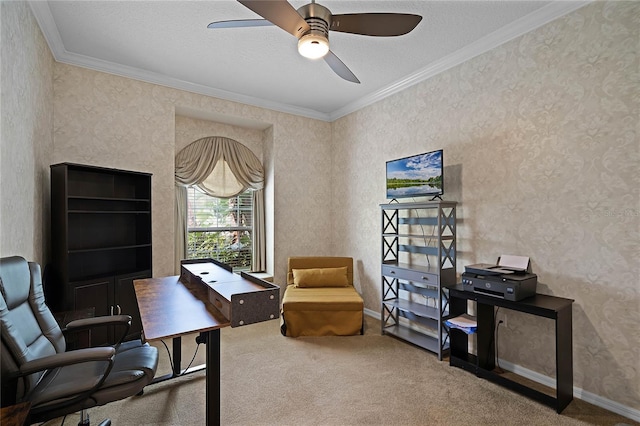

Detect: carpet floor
[42,316,636,426]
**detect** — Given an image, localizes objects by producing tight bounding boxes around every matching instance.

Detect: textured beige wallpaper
[52,64,332,284]
[175,115,264,160]
[332,0,639,411]
[0,1,54,264]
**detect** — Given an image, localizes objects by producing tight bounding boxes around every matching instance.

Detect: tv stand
[447,285,574,413]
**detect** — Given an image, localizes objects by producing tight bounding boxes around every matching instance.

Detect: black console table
[447,285,574,413]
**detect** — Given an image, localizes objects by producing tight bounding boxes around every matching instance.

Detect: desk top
[134,275,230,341]
[0,402,30,426]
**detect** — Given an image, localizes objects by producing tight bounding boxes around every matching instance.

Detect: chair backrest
[286,256,354,286]
[0,256,66,404]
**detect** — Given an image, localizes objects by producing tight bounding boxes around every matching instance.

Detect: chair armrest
[65,315,132,345]
[65,315,131,331]
[18,347,115,376]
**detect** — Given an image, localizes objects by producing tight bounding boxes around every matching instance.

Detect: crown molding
[60,49,331,121]
[29,1,590,124]
[328,1,591,121]
[27,1,331,122]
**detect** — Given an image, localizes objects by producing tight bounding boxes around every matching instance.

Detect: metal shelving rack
[380,201,456,360]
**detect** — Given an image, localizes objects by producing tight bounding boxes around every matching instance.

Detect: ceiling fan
[207,0,422,84]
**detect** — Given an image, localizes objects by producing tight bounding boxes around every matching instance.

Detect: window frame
[186,187,253,271]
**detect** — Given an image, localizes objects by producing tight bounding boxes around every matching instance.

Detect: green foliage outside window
[187,230,251,269]
[186,187,252,270]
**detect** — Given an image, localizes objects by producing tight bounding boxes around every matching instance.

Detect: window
[186,186,252,270]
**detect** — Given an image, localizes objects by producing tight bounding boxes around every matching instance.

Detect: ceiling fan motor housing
[297,3,331,40]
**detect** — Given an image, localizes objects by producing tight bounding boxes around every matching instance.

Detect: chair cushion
[29,343,158,410]
[0,256,31,309]
[282,286,363,311]
[292,267,349,288]
[287,257,354,286]
[28,361,107,408]
[95,343,158,404]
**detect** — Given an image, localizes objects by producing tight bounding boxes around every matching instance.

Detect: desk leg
[206,328,221,426]
[172,337,182,377]
[556,306,573,413]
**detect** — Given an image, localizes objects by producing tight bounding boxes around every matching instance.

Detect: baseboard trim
[367,310,638,422]
[364,308,378,319]
[499,359,639,423]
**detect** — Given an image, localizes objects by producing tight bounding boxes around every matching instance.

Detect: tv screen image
[386,149,443,199]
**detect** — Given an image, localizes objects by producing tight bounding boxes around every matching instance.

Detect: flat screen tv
[386,149,443,199]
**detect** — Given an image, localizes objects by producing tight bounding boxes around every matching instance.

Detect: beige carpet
[43,316,636,426]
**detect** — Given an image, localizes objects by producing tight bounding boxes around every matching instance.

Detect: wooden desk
[0,402,31,426]
[134,275,230,426]
[447,285,574,413]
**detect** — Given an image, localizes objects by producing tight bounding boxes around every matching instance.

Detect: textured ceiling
[29,1,588,121]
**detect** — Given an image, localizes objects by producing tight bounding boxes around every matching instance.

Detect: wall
[0,1,54,264]
[175,115,264,158]
[52,64,332,286]
[270,115,336,281]
[331,0,639,413]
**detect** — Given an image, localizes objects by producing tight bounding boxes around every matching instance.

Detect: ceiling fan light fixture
[298,33,329,59]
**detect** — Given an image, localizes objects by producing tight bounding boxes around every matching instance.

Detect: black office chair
[0,256,158,425]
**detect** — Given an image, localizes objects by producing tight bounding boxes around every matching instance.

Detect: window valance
[175,136,264,197]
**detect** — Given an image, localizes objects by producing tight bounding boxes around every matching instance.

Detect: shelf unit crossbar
[382,237,398,263]
[382,276,398,301]
[382,209,398,235]
[381,303,398,327]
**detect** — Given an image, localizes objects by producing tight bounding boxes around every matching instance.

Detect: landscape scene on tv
[386,150,443,198]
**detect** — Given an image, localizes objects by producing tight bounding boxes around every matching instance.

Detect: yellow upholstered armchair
[280,257,364,337]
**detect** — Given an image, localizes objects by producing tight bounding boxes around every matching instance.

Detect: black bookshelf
[49,163,152,344]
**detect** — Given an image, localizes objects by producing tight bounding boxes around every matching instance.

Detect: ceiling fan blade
[330,13,422,36]
[238,0,309,38]
[324,51,360,84]
[207,19,273,29]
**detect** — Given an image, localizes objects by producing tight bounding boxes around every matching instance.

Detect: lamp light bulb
[297,33,329,59]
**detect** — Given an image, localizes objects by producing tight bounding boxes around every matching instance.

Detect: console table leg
[556,306,573,412]
[477,303,495,371]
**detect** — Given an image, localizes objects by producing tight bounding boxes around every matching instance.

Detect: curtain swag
[175,136,264,196]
